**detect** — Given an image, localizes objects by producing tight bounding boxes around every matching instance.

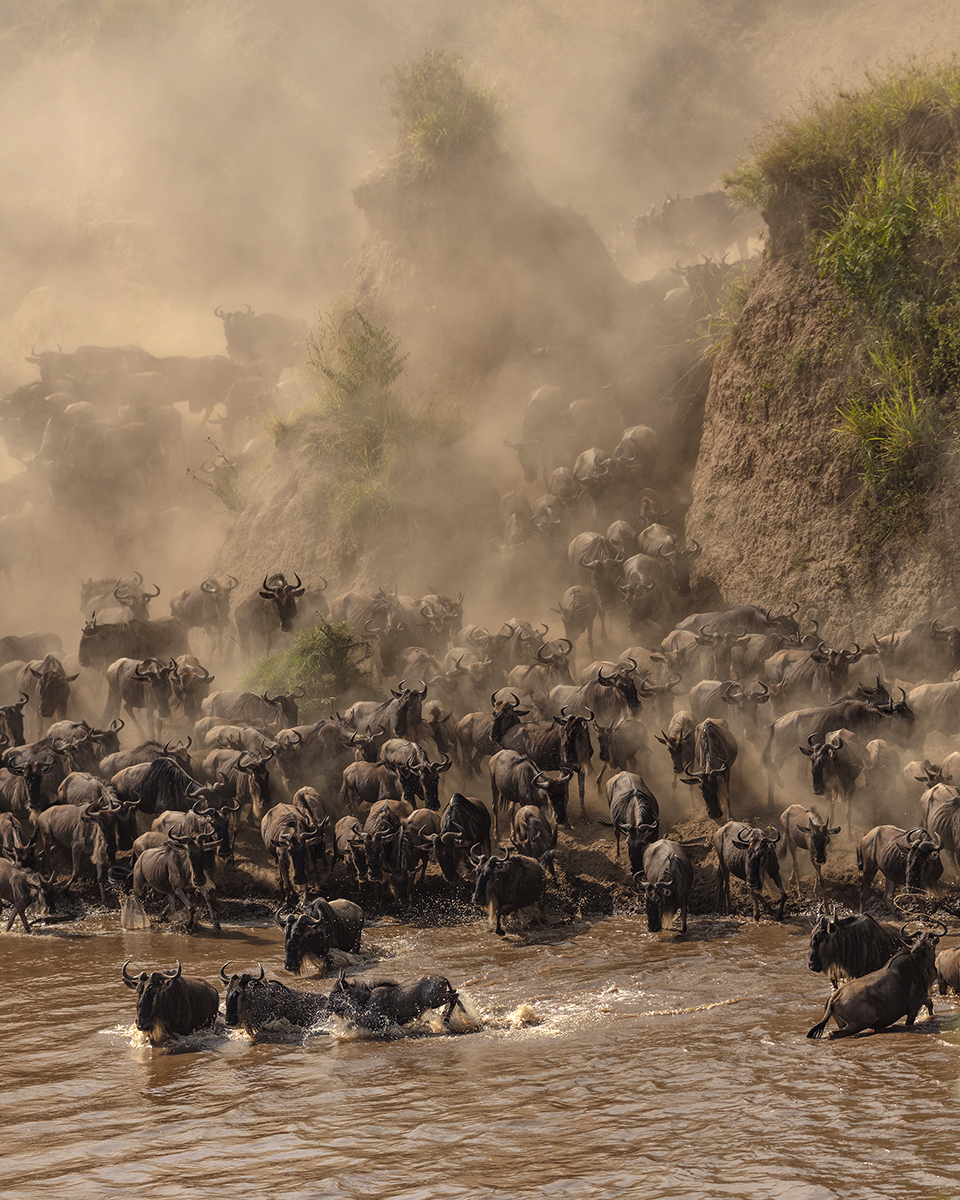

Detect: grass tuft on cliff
[391,49,502,175]
[727,63,960,520]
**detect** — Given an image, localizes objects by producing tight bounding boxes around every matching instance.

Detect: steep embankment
[687,70,960,628]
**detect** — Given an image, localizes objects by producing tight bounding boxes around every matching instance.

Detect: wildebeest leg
[96,862,109,906]
[812,859,824,901]
[123,701,148,741]
[715,862,729,913]
[199,884,221,933]
[577,769,586,820]
[595,761,607,795]
[5,901,30,932]
[678,899,687,934]
[788,843,802,898]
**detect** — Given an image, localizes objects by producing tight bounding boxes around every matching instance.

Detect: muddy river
[2,914,959,1200]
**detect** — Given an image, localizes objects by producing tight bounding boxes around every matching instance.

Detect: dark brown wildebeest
[170,577,239,654]
[637,839,694,933]
[714,821,786,921]
[17,656,79,739]
[102,657,176,740]
[471,845,546,935]
[327,971,466,1033]
[427,792,492,883]
[604,771,659,877]
[0,857,51,931]
[215,304,304,366]
[808,907,904,985]
[35,800,125,904]
[510,803,558,874]
[121,960,219,1045]
[132,832,221,931]
[655,710,695,787]
[276,897,364,974]
[79,615,189,673]
[234,574,305,656]
[806,921,943,1039]
[488,749,572,837]
[220,964,327,1039]
[492,705,592,817]
[170,656,216,724]
[780,805,840,899]
[680,718,738,821]
[260,803,328,906]
[857,825,943,909]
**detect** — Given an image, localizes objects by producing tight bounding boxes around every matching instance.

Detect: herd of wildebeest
[4,299,960,1045]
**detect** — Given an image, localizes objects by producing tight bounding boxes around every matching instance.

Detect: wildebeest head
[490,692,529,744]
[734,826,781,891]
[414,753,453,811]
[4,751,56,810]
[114,574,161,621]
[598,661,645,714]
[900,827,944,892]
[655,540,702,596]
[532,769,572,825]
[638,878,675,933]
[29,657,79,718]
[122,960,182,1032]
[799,734,836,796]
[192,797,240,862]
[134,658,176,719]
[680,761,726,820]
[258,574,305,632]
[200,576,239,625]
[220,961,265,1025]
[580,544,625,612]
[793,809,839,864]
[169,830,219,886]
[555,708,593,770]
[0,693,29,746]
[275,908,330,974]
[261,687,304,728]
[389,681,427,738]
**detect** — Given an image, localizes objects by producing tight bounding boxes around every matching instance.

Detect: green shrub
[240,621,377,719]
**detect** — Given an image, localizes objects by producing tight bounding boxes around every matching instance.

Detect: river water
[3,912,959,1200]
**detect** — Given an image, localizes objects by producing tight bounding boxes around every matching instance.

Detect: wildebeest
[713,821,786,921]
[510,803,558,874]
[260,803,328,905]
[488,749,572,836]
[779,805,840,899]
[632,191,754,262]
[132,832,221,931]
[35,800,125,903]
[471,845,546,935]
[492,705,592,816]
[553,585,603,655]
[202,687,303,729]
[276,898,364,975]
[799,729,864,831]
[808,907,904,985]
[17,655,79,739]
[857,825,943,908]
[762,690,914,803]
[215,304,303,366]
[79,615,189,673]
[112,756,208,814]
[637,839,693,933]
[327,971,466,1032]
[680,718,738,821]
[102,657,176,739]
[806,922,943,1038]
[0,857,51,931]
[220,964,328,1039]
[121,960,219,1045]
[872,619,960,683]
[170,577,239,653]
[234,574,305,656]
[935,946,960,994]
[428,792,492,883]
[655,710,695,785]
[604,771,659,877]
[0,693,29,746]
[919,781,960,876]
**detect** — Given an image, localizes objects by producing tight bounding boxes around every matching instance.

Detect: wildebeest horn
[164,962,183,979]
[121,960,146,989]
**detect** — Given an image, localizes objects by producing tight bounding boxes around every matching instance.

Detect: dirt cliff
[685,230,960,630]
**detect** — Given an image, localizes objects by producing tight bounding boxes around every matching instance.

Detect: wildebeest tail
[806,993,837,1039]
[107,863,134,893]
